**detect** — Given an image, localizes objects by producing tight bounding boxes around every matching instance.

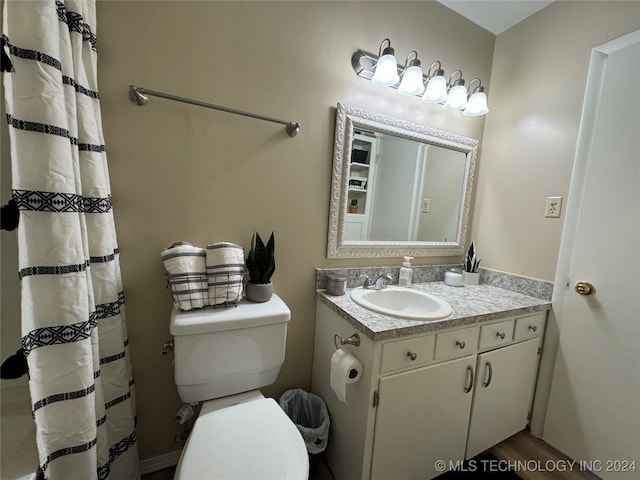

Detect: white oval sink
[350,286,452,320]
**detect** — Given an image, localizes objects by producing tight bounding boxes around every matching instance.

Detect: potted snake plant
[463,241,481,285]
[245,231,275,302]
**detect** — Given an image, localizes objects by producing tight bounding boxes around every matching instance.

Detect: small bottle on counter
[398,256,414,287]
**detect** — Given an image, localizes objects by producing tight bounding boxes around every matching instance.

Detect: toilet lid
[175,398,309,480]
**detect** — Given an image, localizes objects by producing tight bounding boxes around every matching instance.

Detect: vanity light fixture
[422,61,448,103]
[463,79,489,116]
[397,51,425,96]
[442,71,468,111]
[370,38,400,87]
[351,40,489,116]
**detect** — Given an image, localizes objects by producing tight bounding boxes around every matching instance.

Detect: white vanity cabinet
[312,300,547,480]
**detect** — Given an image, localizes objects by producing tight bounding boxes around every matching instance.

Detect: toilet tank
[169,294,291,403]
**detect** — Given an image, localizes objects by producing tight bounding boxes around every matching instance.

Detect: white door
[543,31,640,479]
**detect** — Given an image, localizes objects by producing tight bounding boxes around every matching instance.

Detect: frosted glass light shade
[443,85,468,110]
[371,54,399,87]
[463,91,489,116]
[397,65,425,96]
[422,76,448,103]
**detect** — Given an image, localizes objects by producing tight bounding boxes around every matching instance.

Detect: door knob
[575,281,595,296]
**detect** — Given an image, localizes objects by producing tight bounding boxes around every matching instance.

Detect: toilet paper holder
[334,333,361,349]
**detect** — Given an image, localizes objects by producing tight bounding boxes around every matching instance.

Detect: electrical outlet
[422,198,431,213]
[545,196,563,218]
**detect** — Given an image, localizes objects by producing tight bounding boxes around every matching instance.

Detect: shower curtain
[2,1,139,479]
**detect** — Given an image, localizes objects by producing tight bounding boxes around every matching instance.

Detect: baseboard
[139,449,182,475]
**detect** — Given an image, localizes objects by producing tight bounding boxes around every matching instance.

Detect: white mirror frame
[327,103,479,259]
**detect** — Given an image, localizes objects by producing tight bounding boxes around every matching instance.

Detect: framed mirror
[327,103,479,258]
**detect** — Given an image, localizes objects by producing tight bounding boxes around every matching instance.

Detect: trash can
[279,388,330,477]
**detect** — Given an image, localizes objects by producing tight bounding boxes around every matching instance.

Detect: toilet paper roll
[330,348,362,404]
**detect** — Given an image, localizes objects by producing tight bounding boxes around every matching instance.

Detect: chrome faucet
[363,274,393,290]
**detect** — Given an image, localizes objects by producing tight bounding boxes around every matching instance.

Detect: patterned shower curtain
[2,1,139,478]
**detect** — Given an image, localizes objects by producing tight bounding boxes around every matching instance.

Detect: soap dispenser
[399,256,414,287]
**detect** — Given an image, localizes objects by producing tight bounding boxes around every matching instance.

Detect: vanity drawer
[380,335,435,373]
[479,319,515,350]
[514,313,546,341]
[435,326,479,360]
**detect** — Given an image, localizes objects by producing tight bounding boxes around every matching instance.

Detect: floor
[142,430,596,480]
[140,454,334,480]
[489,431,597,480]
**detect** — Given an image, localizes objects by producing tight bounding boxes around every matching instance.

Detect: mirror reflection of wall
[418,146,466,242]
[345,130,467,242]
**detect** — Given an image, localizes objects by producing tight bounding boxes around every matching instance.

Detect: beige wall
[95,1,493,460]
[472,1,640,282]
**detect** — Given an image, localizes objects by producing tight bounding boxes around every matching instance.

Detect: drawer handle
[464,365,474,393]
[482,361,493,388]
[528,325,538,332]
[496,332,506,340]
[455,340,466,349]
[407,351,418,361]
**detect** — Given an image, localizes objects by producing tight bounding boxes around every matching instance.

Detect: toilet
[169,294,309,479]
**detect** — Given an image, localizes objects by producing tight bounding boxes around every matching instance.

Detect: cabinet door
[371,355,476,480]
[466,338,540,459]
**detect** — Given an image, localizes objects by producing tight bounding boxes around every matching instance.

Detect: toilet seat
[174,397,308,479]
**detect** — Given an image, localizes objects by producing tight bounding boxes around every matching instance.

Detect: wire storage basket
[165,272,244,311]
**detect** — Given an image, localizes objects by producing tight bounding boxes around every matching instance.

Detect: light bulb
[463,91,489,116]
[398,65,425,96]
[422,76,448,103]
[371,53,399,87]
[443,84,468,110]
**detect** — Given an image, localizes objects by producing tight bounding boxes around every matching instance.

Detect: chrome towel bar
[128,85,300,137]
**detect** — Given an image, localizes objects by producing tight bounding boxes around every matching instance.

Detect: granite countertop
[317,282,551,341]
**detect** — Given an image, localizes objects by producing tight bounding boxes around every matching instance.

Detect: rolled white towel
[161,242,206,276]
[162,242,208,310]
[206,242,245,305]
[169,274,208,310]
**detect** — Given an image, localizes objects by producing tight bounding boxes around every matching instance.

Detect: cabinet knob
[496,332,506,340]
[528,325,538,332]
[455,340,466,349]
[407,351,418,361]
